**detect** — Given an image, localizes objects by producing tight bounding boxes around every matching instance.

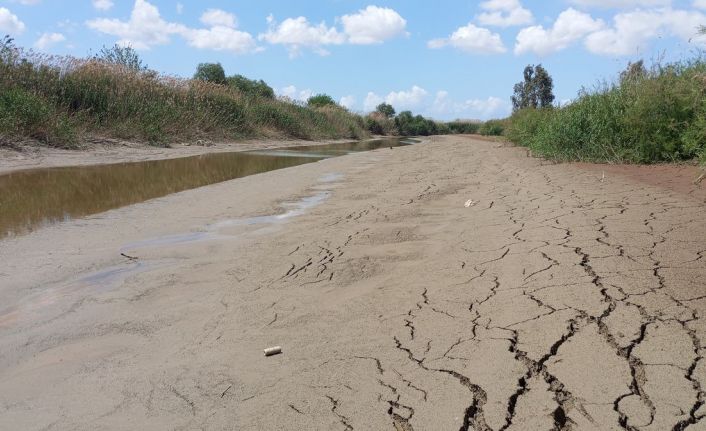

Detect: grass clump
[505,58,706,163]
[0,38,368,148]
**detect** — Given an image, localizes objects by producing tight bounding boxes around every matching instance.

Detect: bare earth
[1,136,706,430]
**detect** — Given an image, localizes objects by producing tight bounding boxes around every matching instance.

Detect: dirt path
[1,136,705,430]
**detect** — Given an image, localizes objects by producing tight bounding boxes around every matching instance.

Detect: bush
[307,94,337,108]
[227,74,275,99]
[479,119,506,136]
[504,59,706,163]
[446,121,481,134]
[193,62,226,85]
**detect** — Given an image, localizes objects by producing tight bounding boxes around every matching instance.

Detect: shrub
[227,74,275,99]
[93,44,147,72]
[193,62,226,85]
[479,119,506,136]
[307,94,337,108]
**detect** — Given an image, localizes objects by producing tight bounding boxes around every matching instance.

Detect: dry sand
[1,135,705,430]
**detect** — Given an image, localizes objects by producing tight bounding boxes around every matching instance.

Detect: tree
[307,94,337,108]
[376,102,395,118]
[194,62,226,84]
[93,44,147,71]
[226,74,275,99]
[512,64,555,111]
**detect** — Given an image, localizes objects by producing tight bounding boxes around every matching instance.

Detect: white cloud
[386,85,428,110]
[340,5,407,44]
[428,23,506,54]
[364,86,429,112]
[340,95,356,109]
[570,0,671,7]
[514,8,604,55]
[16,0,40,4]
[585,8,706,55]
[364,92,385,112]
[200,9,236,28]
[695,0,706,9]
[259,6,406,56]
[176,2,183,14]
[86,0,186,49]
[259,16,345,57]
[279,85,313,102]
[0,7,25,34]
[92,0,114,11]
[477,0,533,27]
[181,27,258,54]
[432,91,510,119]
[33,32,65,49]
[87,0,260,54]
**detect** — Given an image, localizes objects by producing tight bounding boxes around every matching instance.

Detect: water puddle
[0,138,411,237]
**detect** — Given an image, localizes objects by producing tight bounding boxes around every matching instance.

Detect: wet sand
[1,135,705,430]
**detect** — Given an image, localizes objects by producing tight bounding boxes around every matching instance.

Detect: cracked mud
[1,136,705,430]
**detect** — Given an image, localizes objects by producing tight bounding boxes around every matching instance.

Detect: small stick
[695,173,705,185]
[264,346,282,357]
[120,252,138,260]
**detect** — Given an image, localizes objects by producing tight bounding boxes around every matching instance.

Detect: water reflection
[0,138,409,237]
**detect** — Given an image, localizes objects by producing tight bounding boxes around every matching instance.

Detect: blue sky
[1,0,705,120]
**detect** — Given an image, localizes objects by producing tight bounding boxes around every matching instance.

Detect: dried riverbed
[1,136,705,430]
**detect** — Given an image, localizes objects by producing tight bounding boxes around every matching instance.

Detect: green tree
[93,44,147,71]
[375,102,395,118]
[307,94,337,108]
[512,64,555,111]
[226,74,275,99]
[194,62,226,84]
[620,60,647,84]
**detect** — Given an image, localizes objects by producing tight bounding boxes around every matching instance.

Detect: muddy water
[0,138,411,237]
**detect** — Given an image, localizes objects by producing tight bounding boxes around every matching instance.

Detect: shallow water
[0,138,411,237]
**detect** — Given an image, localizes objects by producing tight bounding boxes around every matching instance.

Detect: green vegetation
[375,103,396,118]
[512,64,555,111]
[0,37,368,147]
[504,59,706,163]
[193,62,227,84]
[306,94,337,108]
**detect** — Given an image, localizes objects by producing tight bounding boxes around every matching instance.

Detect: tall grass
[505,59,706,164]
[0,41,368,148]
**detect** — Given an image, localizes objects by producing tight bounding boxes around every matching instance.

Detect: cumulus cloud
[340,5,407,44]
[260,6,406,57]
[181,27,258,54]
[33,32,65,49]
[278,85,314,102]
[86,0,186,49]
[476,0,533,27]
[570,0,672,7]
[428,23,506,54]
[200,9,236,28]
[0,7,25,34]
[339,95,356,109]
[585,8,706,55]
[514,8,604,55]
[432,91,510,119]
[92,0,114,11]
[364,86,429,112]
[259,15,345,57]
[87,0,260,54]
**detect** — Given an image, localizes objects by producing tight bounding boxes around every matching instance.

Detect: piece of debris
[695,173,705,185]
[464,199,477,208]
[264,346,282,357]
[120,252,139,261]
[601,171,605,182]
